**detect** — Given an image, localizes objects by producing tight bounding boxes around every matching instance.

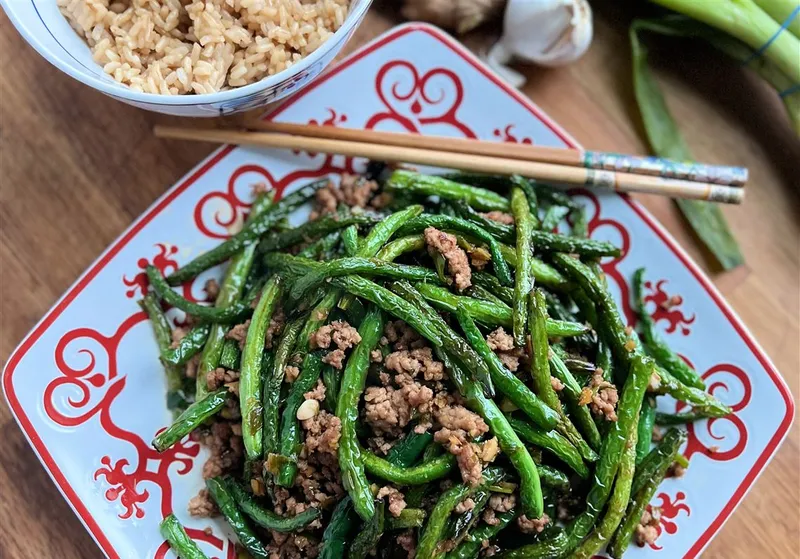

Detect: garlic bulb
[402,0,506,35]
[486,0,593,87]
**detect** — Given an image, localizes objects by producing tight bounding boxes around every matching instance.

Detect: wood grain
[0,4,797,558]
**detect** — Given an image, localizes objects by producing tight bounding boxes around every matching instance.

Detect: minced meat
[485,327,525,372]
[304,380,327,402]
[363,382,434,436]
[310,320,361,370]
[587,368,619,421]
[433,428,483,486]
[455,497,476,514]
[302,410,341,456]
[396,530,416,559]
[635,508,661,547]
[226,320,250,350]
[170,327,189,348]
[468,246,492,270]
[384,320,426,350]
[517,513,550,534]
[385,347,445,381]
[264,307,285,349]
[481,211,514,225]
[551,376,565,391]
[185,355,199,379]
[206,367,240,391]
[285,365,300,383]
[377,485,407,517]
[266,530,320,559]
[424,227,472,291]
[205,278,220,301]
[188,488,218,517]
[436,405,488,438]
[198,421,243,479]
[308,175,379,219]
[488,493,516,513]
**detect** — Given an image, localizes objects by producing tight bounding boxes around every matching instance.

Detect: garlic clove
[486,41,527,88]
[296,398,320,421]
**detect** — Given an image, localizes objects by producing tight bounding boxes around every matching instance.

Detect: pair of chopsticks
[154,122,747,204]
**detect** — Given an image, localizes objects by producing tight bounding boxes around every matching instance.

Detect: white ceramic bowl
[0,0,372,116]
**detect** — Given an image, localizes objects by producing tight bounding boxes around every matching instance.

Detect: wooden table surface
[1,3,797,558]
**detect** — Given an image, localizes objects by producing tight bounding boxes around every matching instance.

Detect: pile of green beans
[143,171,730,559]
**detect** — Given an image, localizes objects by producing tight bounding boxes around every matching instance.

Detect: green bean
[262,316,303,459]
[631,428,687,496]
[498,532,570,559]
[375,234,425,261]
[152,388,228,451]
[652,367,731,417]
[385,431,434,468]
[319,496,357,559]
[549,350,602,451]
[446,509,515,559]
[472,272,514,305]
[536,183,579,210]
[571,434,637,559]
[167,182,323,285]
[337,306,385,520]
[228,481,320,532]
[608,431,683,558]
[219,338,241,370]
[655,410,717,425]
[597,340,615,383]
[439,351,543,520]
[161,324,210,366]
[529,290,596,463]
[536,464,570,492]
[636,397,657,464]
[397,214,513,286]
[530,230,620,258]
[511,186,534,346]
[258,214,378,254]
[349,500,385,559]
[265,254,440,300]
[386,508,427,530]
[148,266,252,324]
[541,205,570,232]
[511,175,541,229]
[450,200,514,242]
[416,282,587,337]
[449,489,491,548]
[633,268,705,390]
[467,284,509,307]
[417,467,505,559]
[471,236,568,290]
[387,170,510,212]
[562,356,596,377]
[342,223,359,256]
[297,231,341,259]
[455,307,559,431]
[159,514,210,559]
[321,364,341,411]
[432,250,450,285]
[205,477,268,559]
[569,204,589,239]
[362,452,456,485]
[139,294,186,408]
[276,352,324,487]
[441,171,508,191]
[506,416,590,478]
[240,276,282,461]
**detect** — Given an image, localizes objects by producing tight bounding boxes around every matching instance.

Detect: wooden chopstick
[247,120,748,188]
[153,125,744,205]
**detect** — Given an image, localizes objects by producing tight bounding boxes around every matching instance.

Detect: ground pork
[455,497,476,514]
[396,530,417,559]
[424,227,472,291]
[206,367,240,391]
[205,278,220,301]
[371,349,384,363]
[481,211,515,225]
[485,327,525,372]
[310,320,361,370]
[666,461,686,478]
[285,365,300,383]
[635,508,661,547]
[185,355,199,379]
[295,451,345,510]
[377,485,408,517]
[488,493,516,513]
[385,347,445,381]
[367,435,396,455]
[436,405,489,438]
[517,513,551,534]
[551,376,565,392]
[384,320,426,350]
[226,320,251,350]
[433,428,483,486]
[187,488,218,517]
[266,530,320,559]
[170,327,189,347]
[363,382,434,435]
[302,410,341,456]
[309,175,379,219]
[198,421,243,479]
[585,368,619,421]
[264,307,285,349]
[304,380,327,402]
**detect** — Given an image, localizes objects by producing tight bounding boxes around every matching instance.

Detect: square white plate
[3,22,793,559]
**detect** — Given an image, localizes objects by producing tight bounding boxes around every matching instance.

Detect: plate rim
[2,21,794,559]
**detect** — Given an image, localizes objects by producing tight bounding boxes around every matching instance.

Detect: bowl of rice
[1,0,371,116]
